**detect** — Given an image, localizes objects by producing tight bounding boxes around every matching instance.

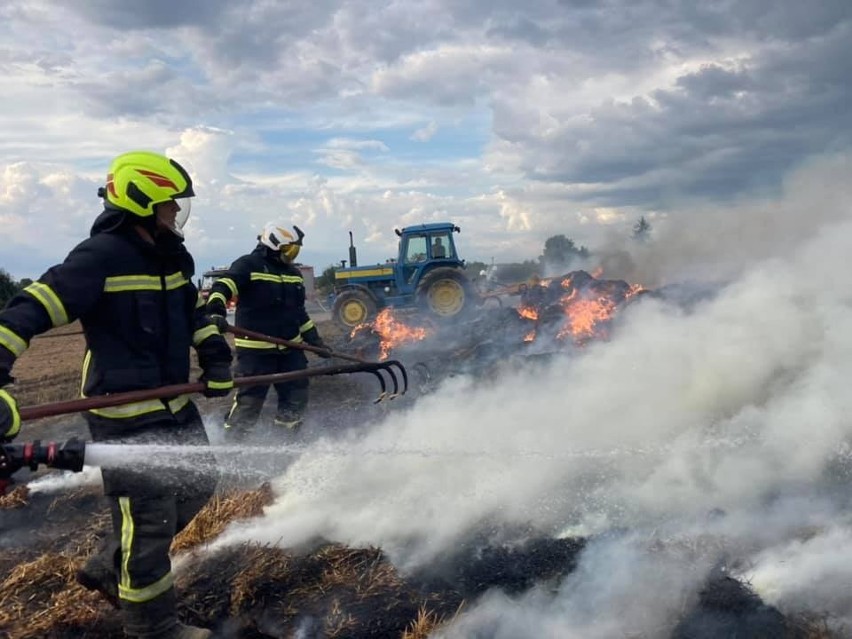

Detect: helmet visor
[165,197,192,238]
[281,243,300,262]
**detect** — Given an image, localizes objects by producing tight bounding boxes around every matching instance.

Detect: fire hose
[0,437,86,476]
[0,437,87,495]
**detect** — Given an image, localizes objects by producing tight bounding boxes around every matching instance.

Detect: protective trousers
[225,348,308,437]
[86,405,218,638]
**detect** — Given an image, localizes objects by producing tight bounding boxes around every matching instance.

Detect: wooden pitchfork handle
[17,362,386,421]
[225,325,370,364]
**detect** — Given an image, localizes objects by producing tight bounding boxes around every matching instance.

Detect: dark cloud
[493,11,852,207]
[18,0,852,212]
[72,61,215,120]
[57,0,231,29]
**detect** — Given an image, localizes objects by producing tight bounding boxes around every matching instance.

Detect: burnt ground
[0,318,844,638]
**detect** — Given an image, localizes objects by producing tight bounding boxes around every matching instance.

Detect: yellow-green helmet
[101,151,195,218]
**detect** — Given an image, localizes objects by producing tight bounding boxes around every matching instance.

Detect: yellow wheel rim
[341,299,367,325]
[427,279,465,316]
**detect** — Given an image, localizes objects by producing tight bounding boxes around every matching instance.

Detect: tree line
[0,269,32,309]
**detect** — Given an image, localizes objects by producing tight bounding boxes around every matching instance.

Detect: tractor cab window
[404,235,428,263]
[430,233,452,259]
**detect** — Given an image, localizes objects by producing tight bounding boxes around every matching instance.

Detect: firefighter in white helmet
[207,222,330,439]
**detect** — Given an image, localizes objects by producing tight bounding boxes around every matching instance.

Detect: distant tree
[632,216,652,242]
[539,235,590,272]
[496,260,540,283]
[0,269,20,309]
[314,264,338,295]
[18,278,33,288]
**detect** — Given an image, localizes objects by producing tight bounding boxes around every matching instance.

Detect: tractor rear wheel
[332,289,377,329]
[416,267,473,319]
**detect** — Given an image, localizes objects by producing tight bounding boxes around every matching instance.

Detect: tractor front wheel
[332,289,378,329]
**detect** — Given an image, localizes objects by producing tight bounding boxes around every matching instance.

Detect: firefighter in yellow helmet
[0,151,231,639]
[207,222,330,439]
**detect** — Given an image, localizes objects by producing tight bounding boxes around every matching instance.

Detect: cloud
[1,0,851,282]
[51,0,232,29]
[410,121,438,142]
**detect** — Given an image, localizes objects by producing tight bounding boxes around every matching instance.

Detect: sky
[0,0,850,281]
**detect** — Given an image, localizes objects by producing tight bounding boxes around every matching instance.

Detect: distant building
[295,264,315,300]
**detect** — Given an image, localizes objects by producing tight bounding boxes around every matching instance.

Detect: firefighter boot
[273,412,303,431]
[123,587,212,638]
[75,541,120,608]
[275,387,307,431]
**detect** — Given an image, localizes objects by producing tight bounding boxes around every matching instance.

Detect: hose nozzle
[0,437,86,479]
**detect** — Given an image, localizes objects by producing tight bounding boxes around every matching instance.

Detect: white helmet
[259,222,304,262]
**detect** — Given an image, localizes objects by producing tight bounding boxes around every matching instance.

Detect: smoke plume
[214,155,852,633]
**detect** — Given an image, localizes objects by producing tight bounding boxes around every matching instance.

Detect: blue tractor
[331,222,476,328]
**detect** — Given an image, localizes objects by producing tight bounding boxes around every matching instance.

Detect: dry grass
[171,482,273,553]
[0,538,111,638]
[226,545,294,615]
[0,484,29,509]
[401,603,466,639]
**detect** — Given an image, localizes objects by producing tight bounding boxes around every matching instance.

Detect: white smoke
[212,156,852,633]
[595,153,852,287]
[27,466,101,494]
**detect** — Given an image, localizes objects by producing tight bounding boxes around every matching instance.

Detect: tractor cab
[395,223,463,291]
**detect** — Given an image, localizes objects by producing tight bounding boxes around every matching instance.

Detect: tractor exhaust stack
[349,231,358,267]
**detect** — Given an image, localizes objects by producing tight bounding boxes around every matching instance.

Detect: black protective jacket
[207,245,322,351]
[0,209,231,430]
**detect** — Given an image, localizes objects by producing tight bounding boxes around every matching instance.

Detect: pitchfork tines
[356,358,408,402]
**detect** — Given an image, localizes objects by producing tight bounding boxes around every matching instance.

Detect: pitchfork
[223,324,408,402]
[15,359,407,422]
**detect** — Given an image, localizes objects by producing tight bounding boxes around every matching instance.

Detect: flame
[517,305,539,321]
[516,272,647,346]
[591,266,604,278]
[352,308,431,360]
[556,282,646,344]
[556,290,618,342]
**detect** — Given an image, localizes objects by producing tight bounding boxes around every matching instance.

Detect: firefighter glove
[208,314,230,334]
[200,364,234,398]
[0,389,21,442]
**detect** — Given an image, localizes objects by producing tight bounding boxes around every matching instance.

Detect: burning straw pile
[346,270,650,392]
